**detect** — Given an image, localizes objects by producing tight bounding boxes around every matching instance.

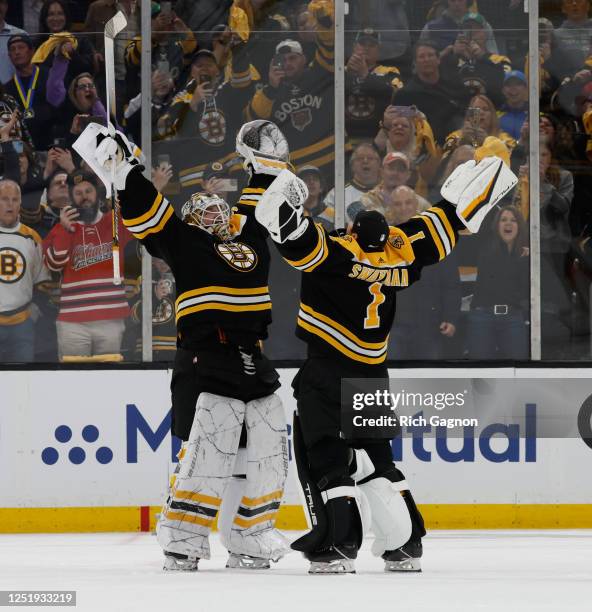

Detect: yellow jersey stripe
[176,302,271,323]
[132,205,175,239]
[300,303,387,350]
[297,318,386,365]
[291,135,334,161]
[124,193,163,227]
[176,286,269,309]
[417,215,445,261]
[430,207,456,248]
[283,224,325,268]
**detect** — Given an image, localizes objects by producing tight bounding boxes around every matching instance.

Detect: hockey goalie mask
[236,120,290,176]
[181,192,232,241]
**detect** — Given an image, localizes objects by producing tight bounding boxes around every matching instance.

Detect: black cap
[7,33,34,50]
[68,170,98,189]
[352,209,389,252]
[355,28,381,46]
[203,161,226,182]
[191,49,217,64]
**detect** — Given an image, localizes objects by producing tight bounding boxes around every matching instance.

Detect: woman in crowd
[442,94,515,161]
[46,71,108,145]
[466,205,530,360]
[296,165,334,230]
[35,0,97,86]
[374,105,441,197]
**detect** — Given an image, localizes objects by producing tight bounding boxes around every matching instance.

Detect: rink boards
[1,368,592,532]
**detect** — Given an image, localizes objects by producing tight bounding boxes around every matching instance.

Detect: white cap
[275,39,304,55]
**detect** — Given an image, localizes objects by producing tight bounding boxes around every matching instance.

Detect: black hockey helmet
[352,209,389,252]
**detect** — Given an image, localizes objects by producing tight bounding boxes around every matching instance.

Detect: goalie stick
[104,11,127,285]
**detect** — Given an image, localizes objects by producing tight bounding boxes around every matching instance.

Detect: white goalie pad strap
[236,120,290,176]
[73,123,138,195]
[391,479,409,492]
[440,156,518,233]
[218,476,246,548]
[156,392,246,560]
[359,477,412,558]
[350,449,375,483]
[254,168,308,243]
[320,485,357,503]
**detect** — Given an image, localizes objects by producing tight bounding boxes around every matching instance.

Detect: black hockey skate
[163,551,199,572]
[307,544,358,574]
[382,540,422,572]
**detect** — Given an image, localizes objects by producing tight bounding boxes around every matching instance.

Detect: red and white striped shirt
[42,212,132,323]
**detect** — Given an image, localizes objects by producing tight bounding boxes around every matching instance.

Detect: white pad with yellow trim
[221,394,291,561]
[156,392,246,560]
[73,124,139,195]
[359,477,412,558]
[254,169,308,244]
[440,156,518,233]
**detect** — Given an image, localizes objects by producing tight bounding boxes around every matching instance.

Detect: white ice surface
[1,531,591,612]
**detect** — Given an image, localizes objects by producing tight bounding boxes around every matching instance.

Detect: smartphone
[217,178,238,192]
[272,55,284,69]
[51,137,66,149]
[156,153,170,166]
[466,107,481,129]
[199,74,212,85]
[12,140,24,154]
[390,105,418,119]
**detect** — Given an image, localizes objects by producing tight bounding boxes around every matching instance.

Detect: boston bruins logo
[199,109,227,145]
[390,235,404,249]
[215,242,258,271]
[0,247,26,283]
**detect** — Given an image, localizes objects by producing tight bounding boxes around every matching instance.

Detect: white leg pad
[226,394,290,561]
[156,392,246,560]
[359,477,412,558]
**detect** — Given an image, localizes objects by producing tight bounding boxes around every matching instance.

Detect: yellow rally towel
[32,32,78,64]
[230,3,250,42]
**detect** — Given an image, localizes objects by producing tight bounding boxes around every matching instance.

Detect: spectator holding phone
[3,34,54,151]
[46,71,108,144]
[0,178,50,363]
[345,29,404,142]
[392,41,471,145]
[442,94,515,162]
[43,171,132,360]
[34,0,97,86]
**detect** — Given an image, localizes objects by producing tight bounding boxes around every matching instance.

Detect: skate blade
[163,555,198,572]
[226,553,271,570]
[384,558,421,572]
[309,559,356,574]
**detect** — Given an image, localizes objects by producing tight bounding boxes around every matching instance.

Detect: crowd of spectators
[1,0,592,363]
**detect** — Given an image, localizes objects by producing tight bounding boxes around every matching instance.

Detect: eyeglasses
[76,83,96,91]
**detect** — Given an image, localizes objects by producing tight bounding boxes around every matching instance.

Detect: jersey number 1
[364,282,385,329]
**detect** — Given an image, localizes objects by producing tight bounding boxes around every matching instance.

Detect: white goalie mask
[236,120,290,176]
[181,192,232,241]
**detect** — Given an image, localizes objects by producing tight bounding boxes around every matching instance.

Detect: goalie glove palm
[73,123,140,195]
[255,169,308,243]
[440,156,518,233]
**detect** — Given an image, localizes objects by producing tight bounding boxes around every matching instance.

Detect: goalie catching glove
[236,120,290,177]
[72,123,141,195]
[441,156,518,233]
[254,168,309,243]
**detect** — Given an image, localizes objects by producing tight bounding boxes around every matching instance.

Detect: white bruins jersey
[0,223,49,324]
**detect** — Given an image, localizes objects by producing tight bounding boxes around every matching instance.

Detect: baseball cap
[383,151,410,168]
[462,12,486,27]
[355,28,381,46]
[151,2,161,17]
[352,209,389,253]
[202,161,226,182]
[275,39,303,55]
[68,170,98,189]
[504,70,527,85]
[7,33,34,50]
[297,165,322,178]
[192,49,217,64]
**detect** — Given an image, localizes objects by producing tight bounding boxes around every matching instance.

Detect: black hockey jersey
[276,202,464,364]
[118,168,272,348]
